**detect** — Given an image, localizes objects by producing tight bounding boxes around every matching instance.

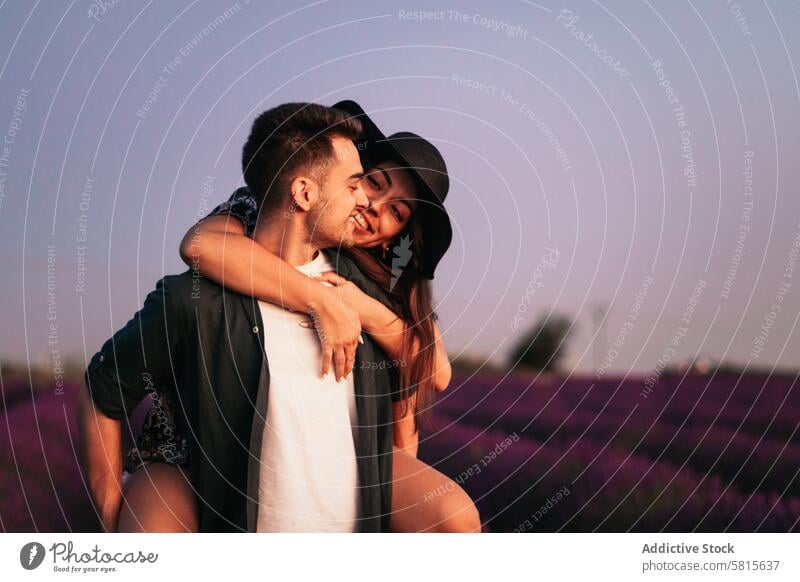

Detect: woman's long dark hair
[343,213,438,434]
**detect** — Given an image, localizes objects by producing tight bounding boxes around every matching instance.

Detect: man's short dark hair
[241,102,363,213]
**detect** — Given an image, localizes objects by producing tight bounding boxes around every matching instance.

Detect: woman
[117,101,480,533]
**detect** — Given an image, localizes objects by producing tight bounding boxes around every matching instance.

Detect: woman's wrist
[305,281,334,316]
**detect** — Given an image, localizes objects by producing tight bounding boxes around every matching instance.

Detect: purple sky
[1,0,799,376]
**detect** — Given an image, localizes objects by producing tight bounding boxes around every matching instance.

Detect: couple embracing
[76,100,481,533]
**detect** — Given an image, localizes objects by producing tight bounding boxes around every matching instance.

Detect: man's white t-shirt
[256,250,360,532]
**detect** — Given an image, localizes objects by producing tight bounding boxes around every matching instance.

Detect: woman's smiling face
[351,160,418,248]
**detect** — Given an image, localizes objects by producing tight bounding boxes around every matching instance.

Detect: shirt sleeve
[205,187,259,237]
[84,277,182,420]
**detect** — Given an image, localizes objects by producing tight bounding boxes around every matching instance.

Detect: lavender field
[0,378,144,532]
[417,372,800,532]
[1,372,798,532]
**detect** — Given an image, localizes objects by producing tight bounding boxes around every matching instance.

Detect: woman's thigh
[117,462,198,532]
[390,446,481,533]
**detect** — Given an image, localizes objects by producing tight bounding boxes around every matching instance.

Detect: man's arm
[76,276,184,531]
[75,384,123,532]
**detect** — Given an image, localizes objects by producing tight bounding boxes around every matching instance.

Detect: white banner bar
[1,533,797,581]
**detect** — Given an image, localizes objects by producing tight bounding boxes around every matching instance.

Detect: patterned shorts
[123,390,189,474]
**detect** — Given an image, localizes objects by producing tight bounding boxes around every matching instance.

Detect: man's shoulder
[321,249,391,308]
[321,248,355,276]
[321,248,373,285]
[156,270,228,306]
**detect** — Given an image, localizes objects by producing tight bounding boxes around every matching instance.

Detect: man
[76,102,397,532]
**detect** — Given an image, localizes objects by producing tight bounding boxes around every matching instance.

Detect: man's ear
[289,176,318,212]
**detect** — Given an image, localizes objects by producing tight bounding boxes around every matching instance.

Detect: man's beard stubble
[305,203,356,250]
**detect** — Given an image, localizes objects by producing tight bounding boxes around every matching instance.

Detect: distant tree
[509,313,574,372]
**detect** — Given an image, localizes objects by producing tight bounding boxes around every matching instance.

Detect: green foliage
[509,313,573,372]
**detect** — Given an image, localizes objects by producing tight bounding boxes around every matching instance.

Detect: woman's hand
[313,272,368,310]
[302,272,376,381]
[303,288,363,382]
[308,272,452,392]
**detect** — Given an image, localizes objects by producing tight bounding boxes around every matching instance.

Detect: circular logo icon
[20,542,46,570]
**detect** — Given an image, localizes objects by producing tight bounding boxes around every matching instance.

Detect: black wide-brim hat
[332,100,453,280]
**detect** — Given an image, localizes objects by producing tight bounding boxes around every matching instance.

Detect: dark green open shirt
[85,249,399,532]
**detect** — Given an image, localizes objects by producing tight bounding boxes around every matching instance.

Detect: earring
[382,244,389,259]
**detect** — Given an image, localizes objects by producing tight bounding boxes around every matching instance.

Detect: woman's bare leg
[390,446,481,532]
[117,463,198,532]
